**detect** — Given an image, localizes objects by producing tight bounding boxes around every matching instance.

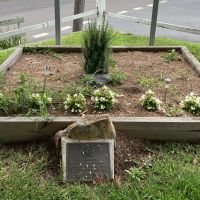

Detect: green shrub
[139,89,162,111]
[82,20,114,74]
[91,86,117,111]
[64,93,86,113]
[110,70,126,85]
[180,92,200,115]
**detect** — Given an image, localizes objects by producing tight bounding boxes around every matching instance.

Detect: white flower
[48,97,52,103]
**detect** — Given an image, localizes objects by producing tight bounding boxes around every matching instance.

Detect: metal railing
[0,0,200,46]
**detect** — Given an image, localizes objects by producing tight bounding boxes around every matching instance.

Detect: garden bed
[0,46,200,143]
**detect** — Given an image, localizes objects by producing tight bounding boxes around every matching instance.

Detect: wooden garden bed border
[0,46,200,143]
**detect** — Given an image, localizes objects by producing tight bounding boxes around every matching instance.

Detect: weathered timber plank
[0,117,200,142]
[0,47,23,75]
[181,46,200,76]
[24,46,182,53]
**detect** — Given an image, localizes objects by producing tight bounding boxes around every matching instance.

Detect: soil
[2,51,200,117]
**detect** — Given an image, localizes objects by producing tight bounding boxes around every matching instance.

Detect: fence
[0,0,200,46]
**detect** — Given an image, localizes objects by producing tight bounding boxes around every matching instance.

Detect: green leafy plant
[139,89,162,111]
[64,93,86,113]
[82,20,114,74]
[110,70,126,85]
[81,74,97,86]
[91,86,117,111]
[13,73,32,112]
[29,93,52,117]
[164,49,181,63]
[125,167,146,181]
[180,92,200,115]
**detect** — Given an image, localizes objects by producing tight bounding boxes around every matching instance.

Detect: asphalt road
[0,0,200,43]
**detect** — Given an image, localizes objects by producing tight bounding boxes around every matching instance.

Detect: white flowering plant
[91,86,117,111]
[180,92,200,115]
[64,93,86,113]
[30,93,52,117]
[139,89,162,111]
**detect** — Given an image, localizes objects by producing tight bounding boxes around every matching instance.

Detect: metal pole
[54,0,61,45]
[149,0,160,46]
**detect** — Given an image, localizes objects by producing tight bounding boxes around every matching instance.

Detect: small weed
[133,70,164,89]
[81,74,97,86]
[61,84,92,97]
[167,105,184,117]
[125,167,146,181]
[164,49,181,63]
[175,69,189,80]
[110,70,126,86]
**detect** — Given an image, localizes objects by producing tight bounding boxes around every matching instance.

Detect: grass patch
[0,48,15,65]
[0,142,200,199]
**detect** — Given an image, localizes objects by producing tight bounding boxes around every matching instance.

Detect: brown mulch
[2,51,200,117]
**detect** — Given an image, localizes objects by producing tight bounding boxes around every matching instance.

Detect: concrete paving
[0,0,199,43]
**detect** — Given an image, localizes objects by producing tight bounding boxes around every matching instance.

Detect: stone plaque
[61,138,114,182]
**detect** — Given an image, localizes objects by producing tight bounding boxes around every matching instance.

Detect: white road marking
[117,11,128,14]
[33,32,48,38]
[61,26,72,31]
[161,0,167,3]
[133,7,143,10]
[147,4,153,7]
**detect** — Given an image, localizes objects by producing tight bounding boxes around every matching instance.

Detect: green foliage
[29,93,52,117]
[62,84,92,97]
[81,74,97,86]
[0,48,15,65]
[91,86,117,111]
[110,70,126,85]
[0,93,11,115]
[167,105,184,117]
[0,35,25,50]
[64,93,86,113]
[125,167,146,181]
[139,89,162,111]
[164,49,181,63]
[13,73,32,112]
[180,92,200,115]
[82,21,114,74]
[133,70,164,89]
